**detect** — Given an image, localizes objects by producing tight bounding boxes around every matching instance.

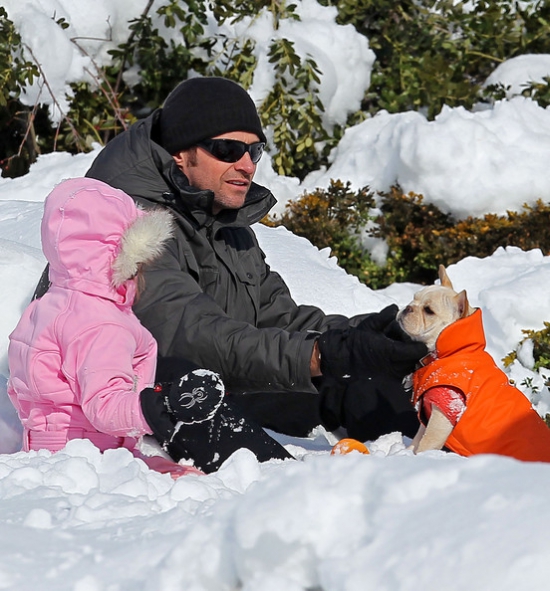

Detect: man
[35,77,426,442]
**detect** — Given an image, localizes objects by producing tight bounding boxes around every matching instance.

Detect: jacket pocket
[233,258,260,324]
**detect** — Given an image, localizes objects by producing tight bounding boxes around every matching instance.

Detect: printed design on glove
[169,369,225,426]
[177,382,210,409]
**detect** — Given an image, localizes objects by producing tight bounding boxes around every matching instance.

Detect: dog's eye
[424,306,435,315]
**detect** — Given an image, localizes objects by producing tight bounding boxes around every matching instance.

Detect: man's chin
[213,196,247,213]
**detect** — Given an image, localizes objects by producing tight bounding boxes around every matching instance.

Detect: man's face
[173,131,261,215]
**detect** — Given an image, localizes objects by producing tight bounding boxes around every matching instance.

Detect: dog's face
[397,265,473,350]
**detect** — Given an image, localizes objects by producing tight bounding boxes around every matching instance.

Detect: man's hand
[317,304,427,382]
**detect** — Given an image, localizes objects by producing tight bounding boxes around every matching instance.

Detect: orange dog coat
[412,309,550,462]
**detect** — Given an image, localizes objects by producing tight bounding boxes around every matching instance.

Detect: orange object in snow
[331,438,370,455]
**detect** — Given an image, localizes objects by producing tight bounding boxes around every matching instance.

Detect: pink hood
[42,177,169,305]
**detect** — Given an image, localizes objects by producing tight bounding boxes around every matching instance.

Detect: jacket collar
[421,308,486,366]
[164,160,276,231]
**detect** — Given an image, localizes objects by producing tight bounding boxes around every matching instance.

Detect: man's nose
[234,152,256,173]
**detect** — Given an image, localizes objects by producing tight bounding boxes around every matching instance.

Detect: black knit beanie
[159,77,267,155]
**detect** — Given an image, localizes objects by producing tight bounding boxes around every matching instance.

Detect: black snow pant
[227,373,420,442]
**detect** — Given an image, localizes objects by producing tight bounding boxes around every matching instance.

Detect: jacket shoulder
[86,111,171,202]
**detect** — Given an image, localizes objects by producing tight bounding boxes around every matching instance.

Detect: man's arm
[134,242,319,394]
[310,339,322,377]
[32,265,50,301]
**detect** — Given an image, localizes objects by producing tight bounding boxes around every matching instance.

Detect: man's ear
[456,290,472,318]
[438,264,454,289]
[172,150,186,169]
[172,147,197,173]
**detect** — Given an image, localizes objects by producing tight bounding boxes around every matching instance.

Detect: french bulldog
[397,265,473,453]
[396,265,550,461]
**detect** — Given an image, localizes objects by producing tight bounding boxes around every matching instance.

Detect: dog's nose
[401,305,412,316]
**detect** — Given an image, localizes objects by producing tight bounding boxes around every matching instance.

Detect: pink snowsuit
[8,178,171,455]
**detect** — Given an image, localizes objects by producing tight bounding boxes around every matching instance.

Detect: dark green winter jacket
[85,110,347,394]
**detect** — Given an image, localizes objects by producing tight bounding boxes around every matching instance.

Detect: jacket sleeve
[62,323,154,437]
[133,240,338,393]
[256,260,348,333]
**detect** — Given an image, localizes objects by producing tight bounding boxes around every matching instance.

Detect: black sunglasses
[197,138,265,164]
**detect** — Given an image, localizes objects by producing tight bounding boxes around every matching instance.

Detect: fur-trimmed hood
[42,177,173,304]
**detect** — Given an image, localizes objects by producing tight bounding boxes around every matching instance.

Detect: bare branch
[23,43,83,151]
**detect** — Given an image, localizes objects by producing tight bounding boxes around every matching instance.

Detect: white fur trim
[111,208,174,287]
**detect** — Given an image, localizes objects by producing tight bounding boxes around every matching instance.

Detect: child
[8,178,290,476]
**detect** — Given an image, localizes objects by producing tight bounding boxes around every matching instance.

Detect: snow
[2,1,550,589]
[301,98,550,219]
[485,53,550,97]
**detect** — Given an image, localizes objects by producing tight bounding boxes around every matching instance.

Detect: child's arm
[65,323,155,437]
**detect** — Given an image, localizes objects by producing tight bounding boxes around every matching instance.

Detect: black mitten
[140,370,292,472]
[318,304,427,382]
[140,369,225,461]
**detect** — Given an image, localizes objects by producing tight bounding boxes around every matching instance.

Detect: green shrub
[520,77,550,109]
[260,38,325,179]
[6,1,550,178]
[1,1,330,179]
[108,0,215,114]
[264,180,379,278]
[373,190,550,286]
[328,0,550,119]
[504,323,550,372]
[0,8,41,177]
[266,184,550,289]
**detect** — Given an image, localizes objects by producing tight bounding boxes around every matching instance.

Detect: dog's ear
[456,290,472,318]
[438,265,454,289]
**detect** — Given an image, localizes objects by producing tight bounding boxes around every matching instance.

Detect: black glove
[140,369,225,461]
[141,370,292,472]
[318,304,427,382]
